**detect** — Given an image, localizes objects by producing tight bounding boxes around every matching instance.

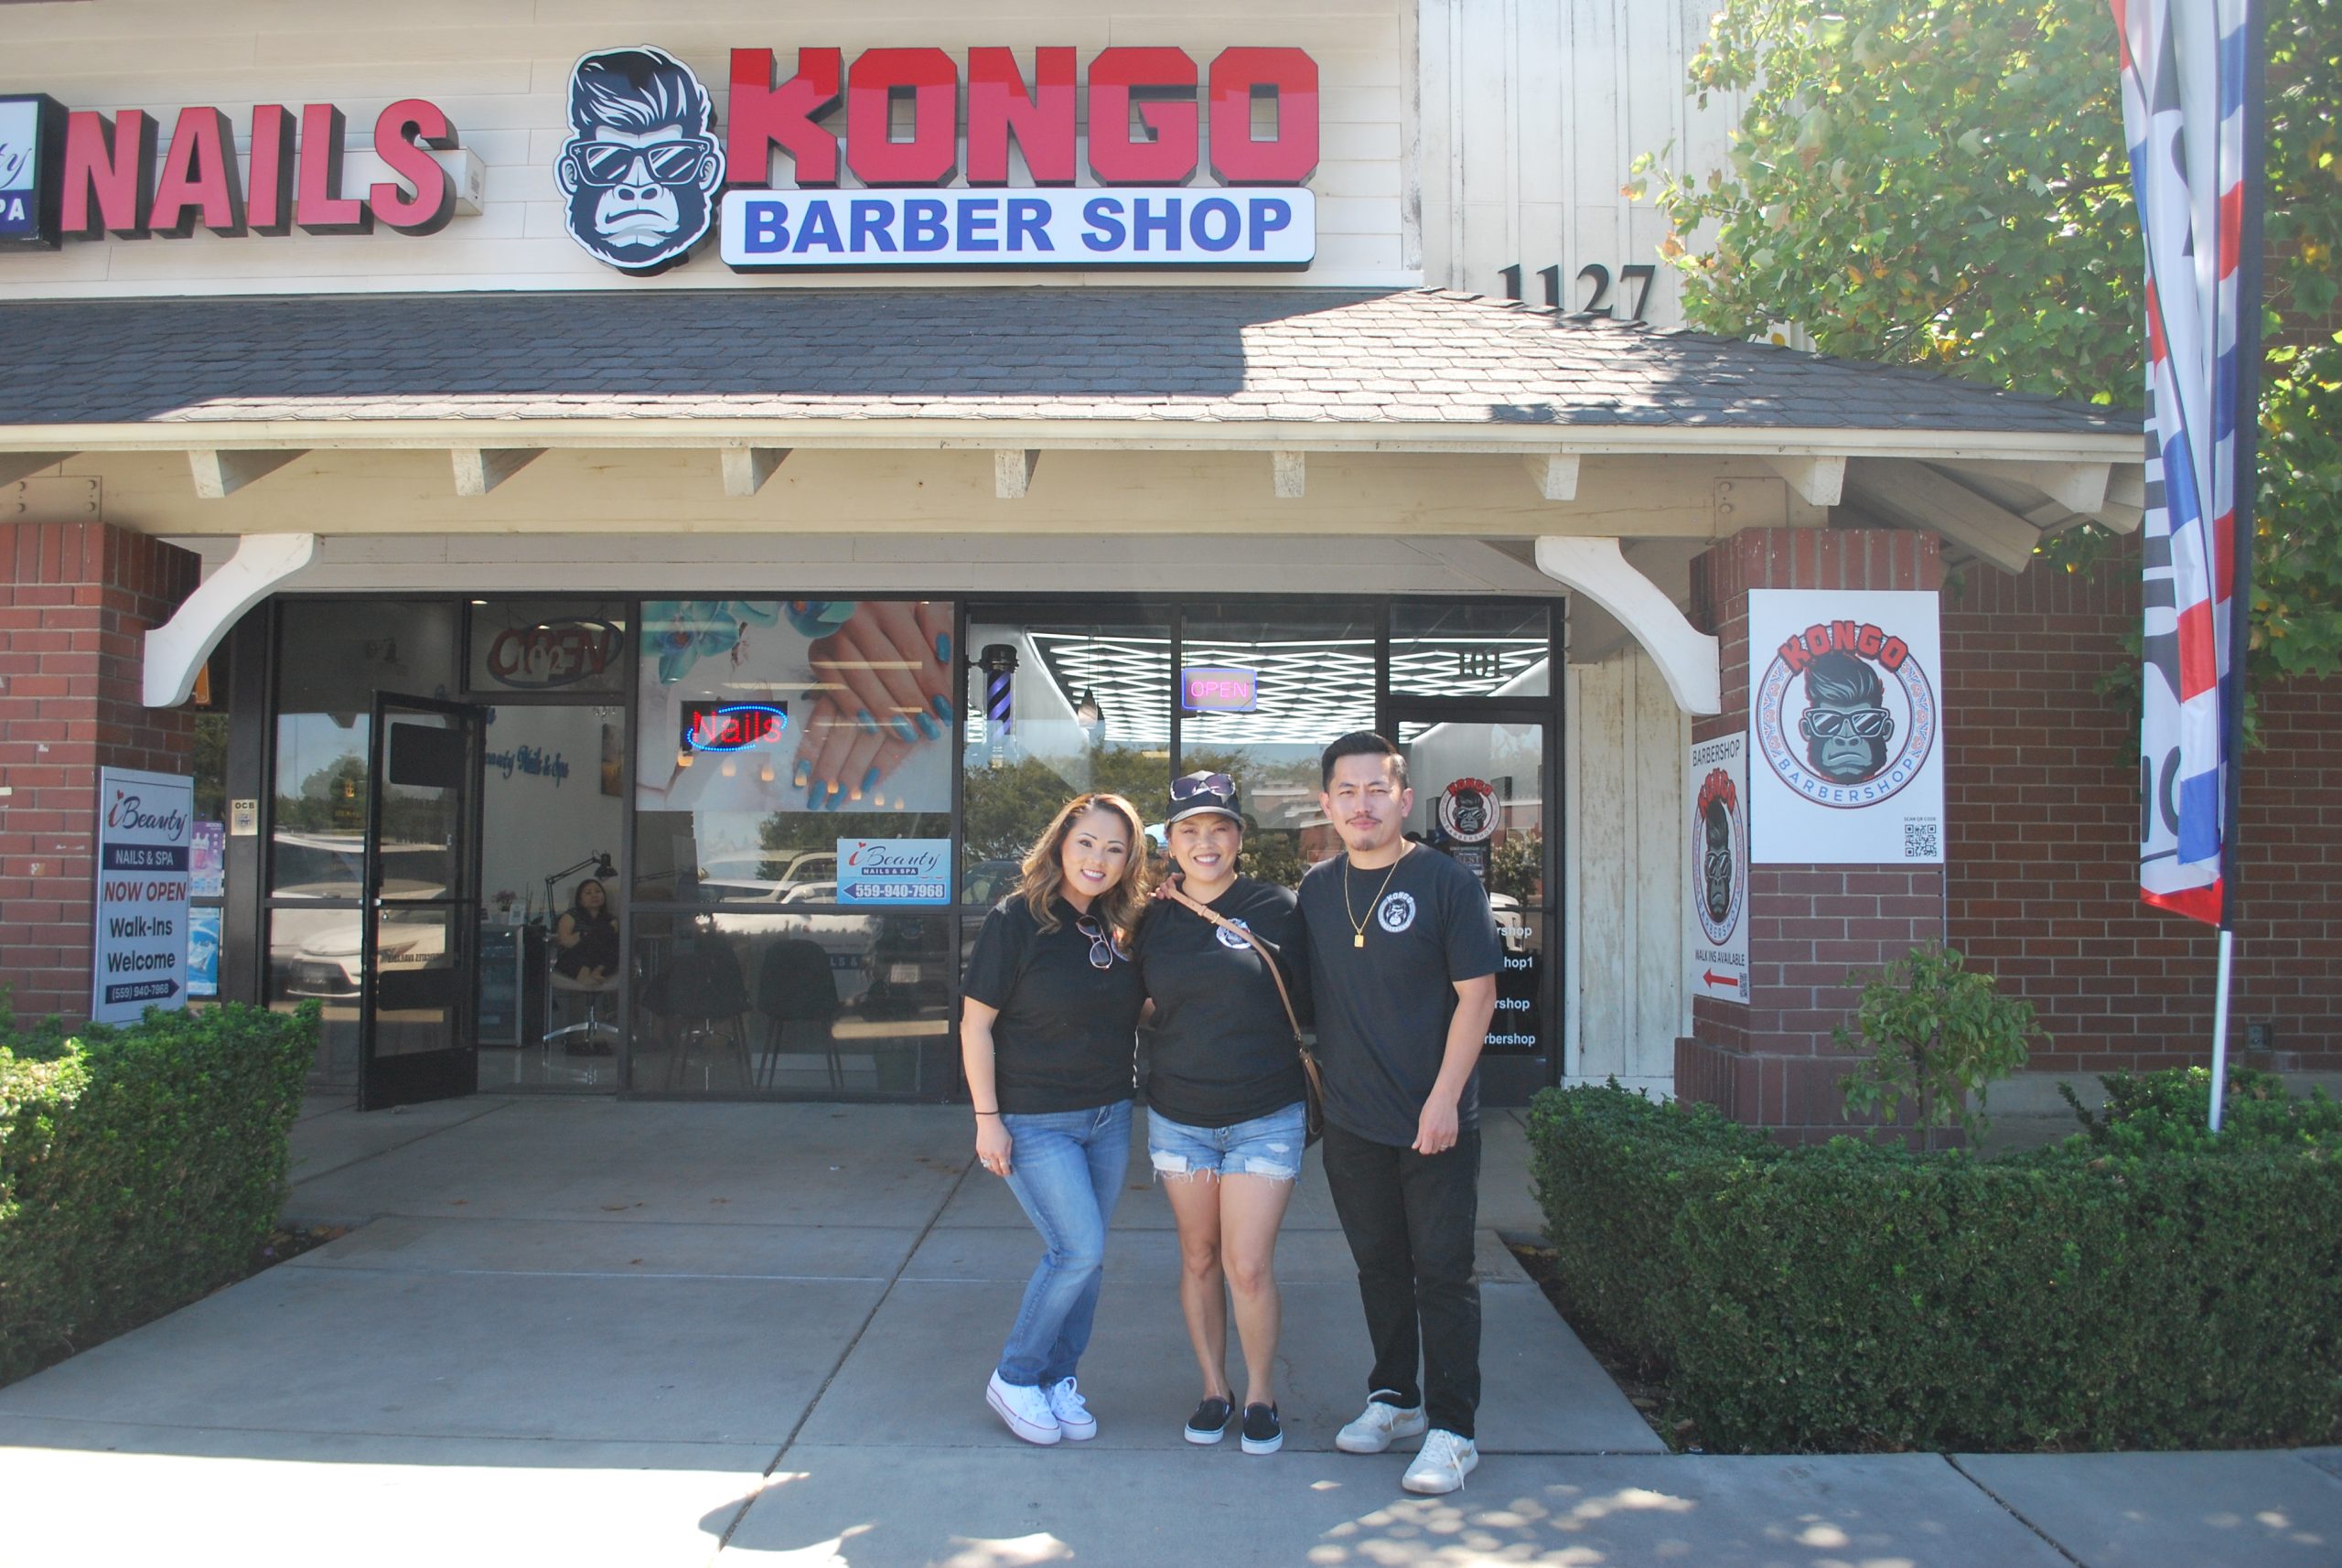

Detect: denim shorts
[1146,1101,1308,1182]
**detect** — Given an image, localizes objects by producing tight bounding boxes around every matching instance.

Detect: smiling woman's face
[1058,807,1133,910]
[1167,814,1241,885]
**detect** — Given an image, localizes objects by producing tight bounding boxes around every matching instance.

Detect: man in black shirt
[1296,731,1500,1494]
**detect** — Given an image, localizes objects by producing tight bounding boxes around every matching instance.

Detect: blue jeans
[996,1100,1133,1388]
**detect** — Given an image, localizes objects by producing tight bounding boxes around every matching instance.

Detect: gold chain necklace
[1342,849,1407,949]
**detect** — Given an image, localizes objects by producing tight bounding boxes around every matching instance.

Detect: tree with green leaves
[1635,0,2342,679]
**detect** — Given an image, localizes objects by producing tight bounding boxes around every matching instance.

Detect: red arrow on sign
[1703,970,1742,989]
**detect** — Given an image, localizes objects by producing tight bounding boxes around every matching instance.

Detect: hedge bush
[0,999,318,1386]
[1528,1077,2342,1453]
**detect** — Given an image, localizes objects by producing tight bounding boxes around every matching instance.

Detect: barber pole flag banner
[2114,0,2262,925]
[2112,0,2266,1126]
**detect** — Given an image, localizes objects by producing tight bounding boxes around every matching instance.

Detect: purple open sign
[1180,666,1259,713]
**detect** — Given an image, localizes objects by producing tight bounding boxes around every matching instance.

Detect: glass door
[1385,710,1555,1099]
[359,693,483,1110]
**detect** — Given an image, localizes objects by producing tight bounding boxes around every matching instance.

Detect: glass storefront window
[962,614,1173,895]
[630,910,954,1095]
[635,598,955,901]
[271,601,458,897]
[1178,603,1377,888]
[1389,601,1552,698]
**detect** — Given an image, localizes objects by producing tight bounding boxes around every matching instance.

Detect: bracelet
[973,1109,1001,1117]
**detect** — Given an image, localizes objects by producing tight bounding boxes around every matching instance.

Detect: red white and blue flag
[2112,0,2261,927]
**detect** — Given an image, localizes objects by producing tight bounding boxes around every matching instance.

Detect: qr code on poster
[1903,818,1941,861]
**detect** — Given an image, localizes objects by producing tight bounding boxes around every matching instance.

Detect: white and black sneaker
[1335,1392,1428,1454]
[986,1371,1062,1445]
[1240,1402,1284,1455]
[1184,1395,1234,1444]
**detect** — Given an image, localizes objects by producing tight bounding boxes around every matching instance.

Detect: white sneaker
[1335,1393,1429,1454]
[1045,1375,1098,1440]
[986,1371,1062,1445]
[1402,1429,1478,1494]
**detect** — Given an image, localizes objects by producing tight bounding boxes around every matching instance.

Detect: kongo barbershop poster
[1746,589,1945,865]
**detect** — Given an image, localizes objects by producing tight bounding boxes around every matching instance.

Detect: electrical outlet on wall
[2244,1020,2276,1054]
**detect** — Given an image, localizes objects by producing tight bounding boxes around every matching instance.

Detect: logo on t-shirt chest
[1377,891,1417,933]
[1215,918,1253,950]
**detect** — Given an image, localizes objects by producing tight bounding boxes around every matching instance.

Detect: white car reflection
[1488,892,1533,956]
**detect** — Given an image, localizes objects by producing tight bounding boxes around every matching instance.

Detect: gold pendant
[1354,932,1366,948]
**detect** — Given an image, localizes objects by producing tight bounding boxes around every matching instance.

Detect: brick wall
[0,522,199,1024]
[1944,545,2342,1074]
[1677,527,1950,1141]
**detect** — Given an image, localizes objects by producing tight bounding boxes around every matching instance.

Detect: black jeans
[1319,1121,1481,1439]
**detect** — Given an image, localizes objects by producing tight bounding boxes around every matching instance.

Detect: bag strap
[1158,880,1305,1046]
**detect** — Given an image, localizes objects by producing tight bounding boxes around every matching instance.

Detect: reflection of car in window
[963,858,1023,908]
[271,832,453,999]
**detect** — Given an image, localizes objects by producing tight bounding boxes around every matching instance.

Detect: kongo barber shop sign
[1746,590,1945,866]
[568,43,1317,274]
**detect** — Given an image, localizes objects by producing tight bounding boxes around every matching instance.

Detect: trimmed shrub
[1530,1078,2342,1452]
[0,1001,318,1386]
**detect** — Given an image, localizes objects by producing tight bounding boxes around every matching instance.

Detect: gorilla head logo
[1797,650,1896,786]
[1702,797,1735,926]
[557,47,724,274]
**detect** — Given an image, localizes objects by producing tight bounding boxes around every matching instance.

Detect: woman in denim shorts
[961,792,1150,1446]
[1134,772,1310,1455]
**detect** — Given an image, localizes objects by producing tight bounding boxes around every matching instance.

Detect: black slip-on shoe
[1240,1402,1284,1455]
[1184,1395,1233,1444]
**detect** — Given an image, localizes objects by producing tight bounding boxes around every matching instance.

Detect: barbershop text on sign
[92,767,194,1024]
[723,188,1311,269]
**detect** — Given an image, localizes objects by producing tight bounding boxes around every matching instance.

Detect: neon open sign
[682,702,789,752]
[1180,666,1259,713]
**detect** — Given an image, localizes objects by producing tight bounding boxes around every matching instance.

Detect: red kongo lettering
[967,47,1077,184]
[1207,47,1319,184]
[1086,47,1200,185]
[846,48,960,187]
[1879,636,1908,671]
[729,48,843,188]
[1856,622,1885,659]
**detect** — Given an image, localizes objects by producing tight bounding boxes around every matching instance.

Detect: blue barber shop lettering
[723,187,1312,271]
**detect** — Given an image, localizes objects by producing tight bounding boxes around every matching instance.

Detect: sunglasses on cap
[1170,772,1235,801]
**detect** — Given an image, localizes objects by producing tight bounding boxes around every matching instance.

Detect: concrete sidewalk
[0,1097,2335,1567]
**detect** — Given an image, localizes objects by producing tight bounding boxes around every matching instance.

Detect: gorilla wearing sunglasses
[558,46,725,274]
[1798,650,1896,786]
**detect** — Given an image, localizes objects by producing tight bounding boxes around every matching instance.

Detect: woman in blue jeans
[960,791,1149,1445]
[1136,773,1310,1455]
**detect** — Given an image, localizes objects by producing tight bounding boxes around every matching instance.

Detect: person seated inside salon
[553,876,619,986]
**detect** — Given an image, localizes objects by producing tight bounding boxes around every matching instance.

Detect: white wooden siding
[1564,641,1688,1096]
[1417,0,1742,323]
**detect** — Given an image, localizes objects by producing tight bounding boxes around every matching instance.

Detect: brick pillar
[1675,528,1947,1142]
[0,522,200,1025]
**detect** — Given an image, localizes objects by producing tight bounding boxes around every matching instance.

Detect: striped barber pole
[2112,0,2263,929]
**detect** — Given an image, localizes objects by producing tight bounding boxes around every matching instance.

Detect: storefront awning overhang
[0,287,2138,717]
[0,287,2137,526]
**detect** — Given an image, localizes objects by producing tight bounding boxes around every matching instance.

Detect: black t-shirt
[1295,844,1503,1147]
[1134,877,1307,1128]
[962,895,1144,1113]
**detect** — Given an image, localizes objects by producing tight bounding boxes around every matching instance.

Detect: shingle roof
[0,287,2137,436]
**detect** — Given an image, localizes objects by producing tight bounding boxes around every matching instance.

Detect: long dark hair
[567,876,614,926]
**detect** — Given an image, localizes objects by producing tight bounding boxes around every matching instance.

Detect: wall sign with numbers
[1496,261,1658,321]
